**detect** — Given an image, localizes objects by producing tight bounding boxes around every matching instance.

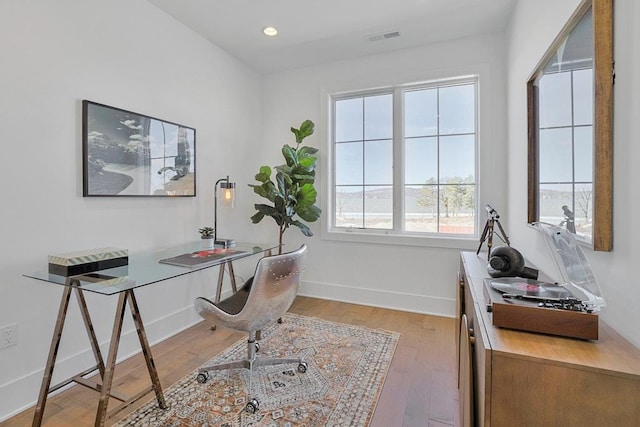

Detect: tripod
[476,205,510,260]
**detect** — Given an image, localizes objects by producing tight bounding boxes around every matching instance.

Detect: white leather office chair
[193,244,308,414]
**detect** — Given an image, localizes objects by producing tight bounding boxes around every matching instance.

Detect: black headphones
[487,246,538,280]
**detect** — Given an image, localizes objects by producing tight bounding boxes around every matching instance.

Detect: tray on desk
[159,248,246,268]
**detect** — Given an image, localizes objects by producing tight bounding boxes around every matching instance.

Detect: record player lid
[532,222,605,312]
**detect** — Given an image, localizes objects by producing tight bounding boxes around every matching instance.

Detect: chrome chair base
[195,355,308,382]
[195,337,308,413]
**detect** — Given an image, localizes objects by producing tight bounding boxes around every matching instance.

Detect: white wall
[261,33,509,317]
[0,0,263,420]
[506,0,640,348]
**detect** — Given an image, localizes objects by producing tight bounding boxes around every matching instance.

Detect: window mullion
[361,98,366,229]
[393,88,404,232]
[436,87,441,233]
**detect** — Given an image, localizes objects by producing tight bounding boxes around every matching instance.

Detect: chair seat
[214,277,252,315]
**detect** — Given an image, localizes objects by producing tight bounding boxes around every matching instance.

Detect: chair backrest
[198,244,306,332]
[241,244,307,331]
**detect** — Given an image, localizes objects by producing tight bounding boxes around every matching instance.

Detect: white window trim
[318,66,494,250]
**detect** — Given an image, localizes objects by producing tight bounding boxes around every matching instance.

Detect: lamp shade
[219,181,235,208]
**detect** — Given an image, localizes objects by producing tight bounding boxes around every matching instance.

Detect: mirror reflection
[536,8,593,241]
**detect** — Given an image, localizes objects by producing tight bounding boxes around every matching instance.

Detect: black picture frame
[82,100,196,197]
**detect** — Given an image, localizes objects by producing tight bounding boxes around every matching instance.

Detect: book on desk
[159,248,246,268]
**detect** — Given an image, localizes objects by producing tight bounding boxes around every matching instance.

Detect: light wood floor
[1,297,458,427]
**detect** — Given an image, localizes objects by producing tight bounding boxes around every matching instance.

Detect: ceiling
[148,0,517,74]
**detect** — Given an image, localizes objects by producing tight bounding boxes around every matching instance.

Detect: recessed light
[263,26,278,37]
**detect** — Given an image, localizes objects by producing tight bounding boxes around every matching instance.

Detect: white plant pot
[201,237,214,249]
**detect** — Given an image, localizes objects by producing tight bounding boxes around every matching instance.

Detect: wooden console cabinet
[457,251,640,427]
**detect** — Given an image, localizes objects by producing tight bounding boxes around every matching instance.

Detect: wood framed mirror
[527,0,613,251]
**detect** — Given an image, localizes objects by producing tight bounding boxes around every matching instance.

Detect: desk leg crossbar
[32,284,166,427]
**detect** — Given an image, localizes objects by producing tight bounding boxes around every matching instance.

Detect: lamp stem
[214,182,217,244]
[214,176,229,244]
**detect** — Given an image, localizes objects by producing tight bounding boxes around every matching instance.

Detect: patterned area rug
[114,313,400,427]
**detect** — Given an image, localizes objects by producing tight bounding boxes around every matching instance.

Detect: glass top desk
[24,241,277,427]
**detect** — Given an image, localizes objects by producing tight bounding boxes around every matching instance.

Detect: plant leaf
[291,120,315,144]
[291,219,313,236]
[250,211,265,224]
[276,172,287,195]
[298,157,316,169]
[296,183,317,206]
[298,146,318,157]
[254,166,271,183]
[296,203,321,222]
[254,204,284,226]
[282,145,297,166]
[298,120,315,139]
[251,182,277,202]
[275,164,294,175]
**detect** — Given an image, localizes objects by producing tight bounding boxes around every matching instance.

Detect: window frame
[325,75,480,249]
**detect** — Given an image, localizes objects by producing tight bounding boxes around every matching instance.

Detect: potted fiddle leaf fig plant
[249,119,321,253]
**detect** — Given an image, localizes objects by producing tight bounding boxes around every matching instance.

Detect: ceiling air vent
[367,31,401,43]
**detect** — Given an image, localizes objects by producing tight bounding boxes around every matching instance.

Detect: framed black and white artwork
[82,100,196,197]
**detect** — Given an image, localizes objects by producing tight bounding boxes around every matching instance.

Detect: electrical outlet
[0,323,18,349]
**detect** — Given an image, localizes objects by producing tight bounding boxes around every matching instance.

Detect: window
[331,76,478,239]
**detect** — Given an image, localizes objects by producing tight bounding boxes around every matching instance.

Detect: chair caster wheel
[297,362,308,373]
[255,342,260,353]
[196,372,209,384]
[277,317,283,324]
[245,399,259,414]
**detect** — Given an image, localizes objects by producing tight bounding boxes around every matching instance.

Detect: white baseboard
[299,280,456,318]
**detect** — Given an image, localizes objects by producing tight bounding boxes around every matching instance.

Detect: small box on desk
[483,278,599,340]
[48,247,128,276]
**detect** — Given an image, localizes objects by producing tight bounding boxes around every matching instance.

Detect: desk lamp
[214,175,236,247]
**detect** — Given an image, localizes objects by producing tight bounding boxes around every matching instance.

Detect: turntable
[482,223,603,340]
[483,278,599,340]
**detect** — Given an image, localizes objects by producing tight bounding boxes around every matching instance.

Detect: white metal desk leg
[32,285,73,427]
